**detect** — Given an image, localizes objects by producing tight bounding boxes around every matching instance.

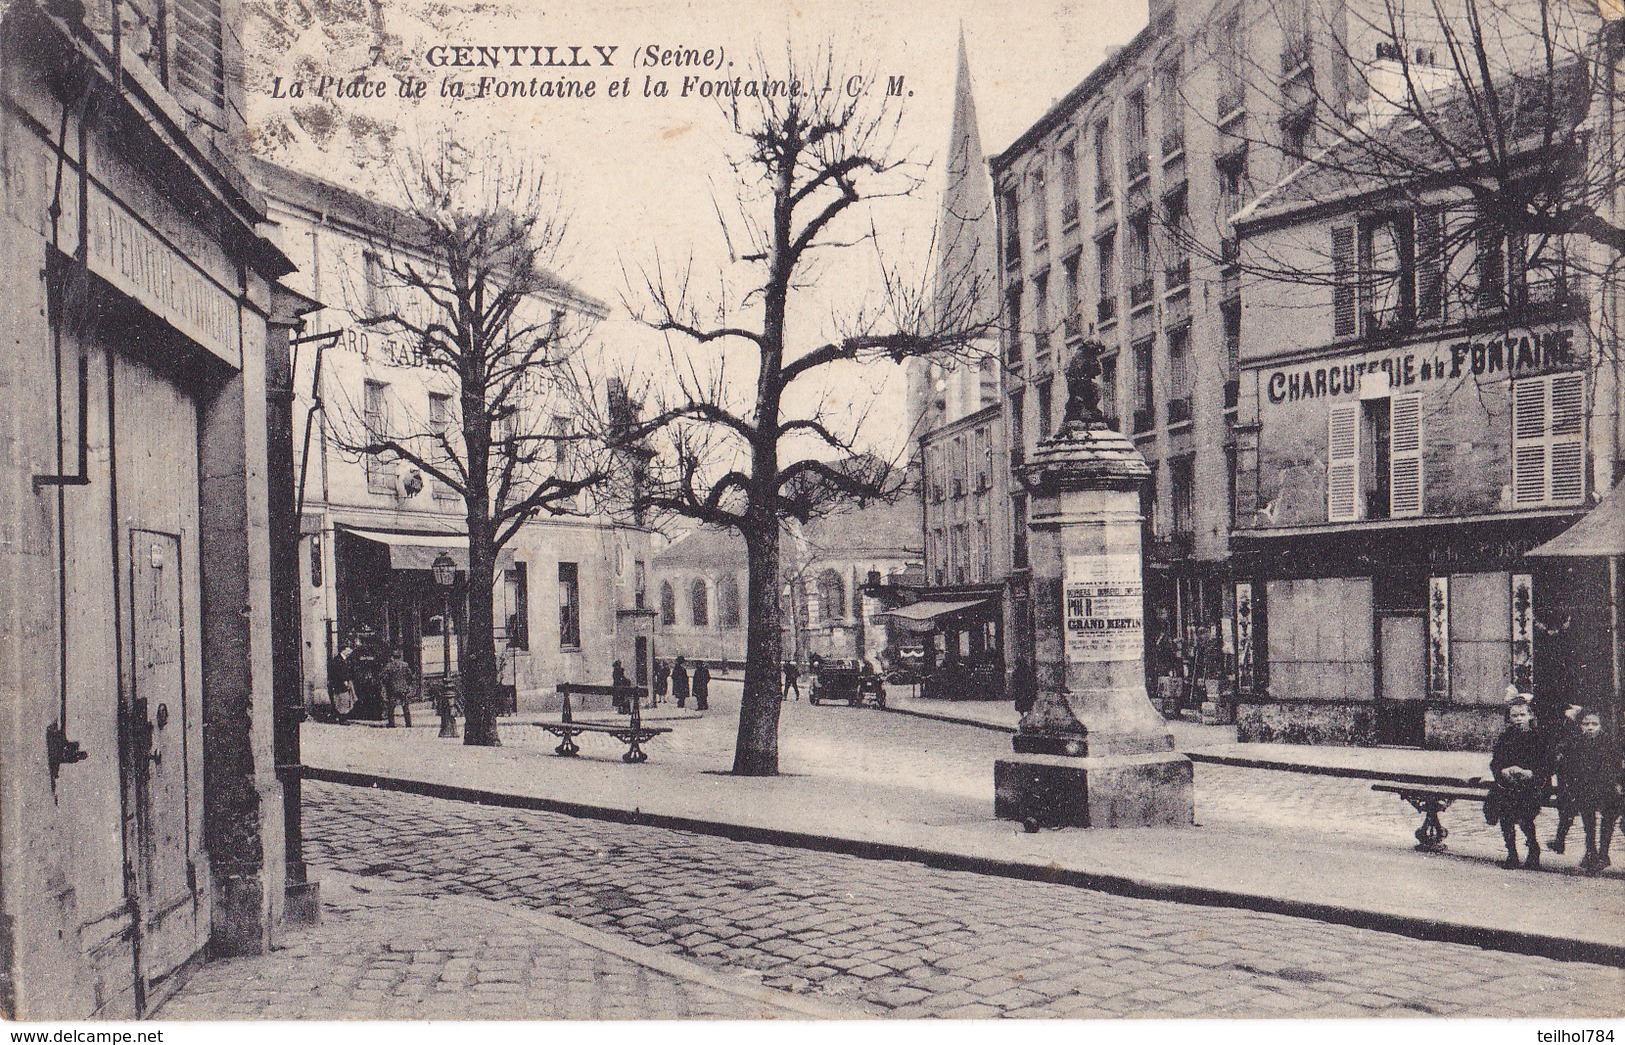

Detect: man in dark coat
[327,643,357,724]
[782,661,800,701]
[612,661,633,714]
[671,656,690,709]
[381,648,416,728]
[692,661,710,711]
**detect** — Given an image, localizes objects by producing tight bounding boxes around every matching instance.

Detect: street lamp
[432,552,460,738]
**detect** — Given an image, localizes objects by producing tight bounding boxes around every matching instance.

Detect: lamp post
[432,552,460,738]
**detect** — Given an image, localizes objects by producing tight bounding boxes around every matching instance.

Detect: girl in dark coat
[692,662,710,711]
[1490,697,1555,869]
[671,656,690,709]
[654,661,669,705]
[1557,708,1619,874]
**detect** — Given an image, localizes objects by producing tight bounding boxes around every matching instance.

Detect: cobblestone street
[300,780,1622,1019]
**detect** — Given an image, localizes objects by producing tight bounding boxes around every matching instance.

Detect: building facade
[989,0,1424,712]
[0,0,302,1017]
[1230,60,1620,749]
[250,159,657,716]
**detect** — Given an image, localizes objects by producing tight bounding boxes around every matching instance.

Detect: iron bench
[1371,780,1558,852]
[533,688,669,763]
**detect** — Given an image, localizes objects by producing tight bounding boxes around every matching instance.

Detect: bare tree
[328,141,609,747]
[625,47,995,776]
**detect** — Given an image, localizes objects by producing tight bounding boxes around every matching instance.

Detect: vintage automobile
[808,660,888,708]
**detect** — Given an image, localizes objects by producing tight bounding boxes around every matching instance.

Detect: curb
[879,704,1014,734]
[326,871,860,1020]
[302,765,1625,970]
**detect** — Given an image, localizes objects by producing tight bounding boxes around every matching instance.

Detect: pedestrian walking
[327,642,358,725]
[612,661,633,714]
[1010,659,1036,716]
[1488,694,1554,870]
[692,661,710,711]
[671,655,690,709]
[381,648,416,728]
[654,659,669,707]
[782,661,800,701]
[1555,707,1619,874]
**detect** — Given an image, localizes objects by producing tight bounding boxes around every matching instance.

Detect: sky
[244,0,1152,451]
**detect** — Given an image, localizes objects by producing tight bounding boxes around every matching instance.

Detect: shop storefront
[887,588,1006,701]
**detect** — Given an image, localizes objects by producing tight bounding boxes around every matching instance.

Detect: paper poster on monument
[1063,553,1143,662]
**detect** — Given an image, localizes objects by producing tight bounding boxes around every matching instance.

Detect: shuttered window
[1512,373,1585,507]
[1415,209,1443,322]
[174,0,226,118]
[1389,392,1423,517]
[1332,225,1357,338]
[1327,402,1360,522]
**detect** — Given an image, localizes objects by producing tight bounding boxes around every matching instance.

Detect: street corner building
[245,158,658,719]
[0,0,312,1019]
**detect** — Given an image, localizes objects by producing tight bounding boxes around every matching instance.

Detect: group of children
[1490,693,1620,875]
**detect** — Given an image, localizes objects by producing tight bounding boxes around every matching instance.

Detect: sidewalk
[156,871,856,1020]
[297,687,1625,967]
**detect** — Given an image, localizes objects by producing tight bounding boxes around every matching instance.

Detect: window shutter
[174,0,226,116]
[1327,402,1360,522]
[1476,221,1505,312]
[1389,392,1423,517]
[1511,378,1547,507]
[1332,225,1357,337]
[1549,373,1585,504]
[1415,209,1442,322]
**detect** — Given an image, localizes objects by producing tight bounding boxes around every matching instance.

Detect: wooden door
[1378,615,1426,746]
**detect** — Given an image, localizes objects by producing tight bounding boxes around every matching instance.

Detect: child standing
[1556,708,1619,874]
[1489,696,1554,869]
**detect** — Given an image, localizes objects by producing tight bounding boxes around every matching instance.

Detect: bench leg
[555,733,580,757]
[622,739,648,764]
[1401,794,1453,852]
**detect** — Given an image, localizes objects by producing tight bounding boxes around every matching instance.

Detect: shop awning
[1527,482,1625,558]
[883,598,992,632]
[343,528,514,571]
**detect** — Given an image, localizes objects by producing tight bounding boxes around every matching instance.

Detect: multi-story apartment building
[249,158,658,715]
[0,0,307,1016]
[1230,57,1619,750]
[990,0,1375,710]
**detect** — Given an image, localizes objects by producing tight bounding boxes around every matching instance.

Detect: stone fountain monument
[994,343,1195,829]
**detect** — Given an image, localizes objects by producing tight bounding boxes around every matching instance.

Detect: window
[933,528,949,585]
[1101,354,1120,429]
[1004,285,1023,364]
[1361,214,1415,335]
[1333,215,1434,339]
[1125,89,1149,181]
[1226,445,1240,528]
[558,562,580,649]
[1097,229,1117,322]
[504,564,529,650]
[1217,13,1244,116]
[1163,184,1190,288]
[952,435,967,498]
[1062,253,1082,341]
[1170,455,1195,535]
[428,392,456,502]
[975,521,991,582]
[363,251,386,317]
[1159,59,1184,156]
[718,575,741,629]
[1037,379,1054,440]
[976,425,993,492]
[1223,300,1242,409]
[1282,104,1314,165]
[1029,170,1049,251]
[1059,142,1080,226]
[952,524,970,584]
[1009,389,1026,468]
[1001,188,1021,267]
[817,570,845,623]
[1033,272,1052,360]
[1093,118,1113,202]
[660,581,676,625]
[363,380,391,493]
[633,559,647,610]
[1167,324,1191,423]
[1216,145,1248,222]
[1128,210,1154,306]
[690,579,709,627]
[1132,337,1155,432]
[1280,0,1311,72]
[1513,374,1585,507]
[1012,495,1029,570]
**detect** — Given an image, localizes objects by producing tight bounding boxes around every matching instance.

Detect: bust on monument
[1058,340,1107,433]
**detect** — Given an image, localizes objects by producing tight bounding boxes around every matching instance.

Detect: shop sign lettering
[1265,325,1580,405]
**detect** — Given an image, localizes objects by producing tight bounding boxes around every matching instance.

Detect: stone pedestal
[995,359,1194,829]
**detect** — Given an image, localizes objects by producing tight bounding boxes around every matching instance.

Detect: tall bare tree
[329,142,609,746]
[626,49,995,775]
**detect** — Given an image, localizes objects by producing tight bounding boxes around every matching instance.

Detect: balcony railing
[1098,297,1118,323]
[1126,152,1151,184]
[1060,197,1080,228]
[1167,397,1192,425]
[1161,128,1185,159]
[1164,258,1191,290]
[1063,313,1084,342]
[1130,279,1155,307]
